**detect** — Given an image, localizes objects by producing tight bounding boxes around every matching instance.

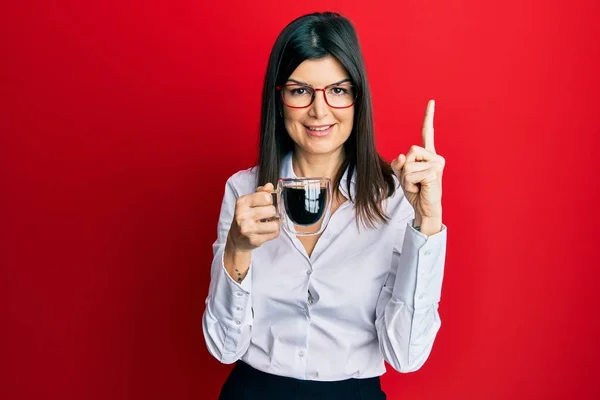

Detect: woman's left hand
[391,99,445,235]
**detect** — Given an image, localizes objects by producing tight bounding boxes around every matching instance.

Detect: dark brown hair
[257,11,396,229]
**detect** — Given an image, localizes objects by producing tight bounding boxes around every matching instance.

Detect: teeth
[308,125,331,131]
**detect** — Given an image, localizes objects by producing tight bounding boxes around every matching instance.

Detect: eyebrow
[286,78,352,87]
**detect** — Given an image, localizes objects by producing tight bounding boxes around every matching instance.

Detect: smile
[304,124,334,137]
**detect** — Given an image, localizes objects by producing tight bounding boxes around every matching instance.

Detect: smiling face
[281,56,355,158]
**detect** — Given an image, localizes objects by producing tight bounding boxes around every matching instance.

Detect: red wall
[2,1,599,399]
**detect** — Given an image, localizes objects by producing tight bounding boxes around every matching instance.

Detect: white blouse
[202,152,447,381]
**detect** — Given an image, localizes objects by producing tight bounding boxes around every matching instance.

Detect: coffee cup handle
[270,190,280,219]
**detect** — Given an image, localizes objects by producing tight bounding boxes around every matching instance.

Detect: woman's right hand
[227,182,280,252]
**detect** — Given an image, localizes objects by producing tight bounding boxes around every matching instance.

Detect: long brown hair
[257,11,396,229]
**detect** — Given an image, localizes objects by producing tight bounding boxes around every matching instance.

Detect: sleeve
[201,175,254,364]
[375,196,448,373]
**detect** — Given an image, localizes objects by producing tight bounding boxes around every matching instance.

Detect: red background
[2,1,599,399]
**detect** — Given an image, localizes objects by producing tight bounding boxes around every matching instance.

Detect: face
[281,56,355,157]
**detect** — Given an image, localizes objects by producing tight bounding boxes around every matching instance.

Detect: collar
[279,151,356,201]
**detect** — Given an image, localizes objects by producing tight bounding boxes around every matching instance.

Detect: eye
[329,86,353,96]
[287,85,312,96]
[291,88,307,95]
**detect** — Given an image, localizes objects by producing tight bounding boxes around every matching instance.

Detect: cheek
[336,110,354,134]
[284,112,307,134]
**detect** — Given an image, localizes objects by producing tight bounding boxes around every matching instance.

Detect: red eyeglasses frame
[275,82,357,109]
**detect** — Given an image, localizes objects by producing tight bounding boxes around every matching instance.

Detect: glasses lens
[282,85,314,107]
[325,85,355,108]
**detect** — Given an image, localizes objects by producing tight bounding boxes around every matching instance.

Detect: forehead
[287,55,350,86]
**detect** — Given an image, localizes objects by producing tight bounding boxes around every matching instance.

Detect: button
[236,292,244,297]
[306,270,312,275]
[423,250,432,256]
[236,307,243,311]
[419,293,425,300]
[235,320,241,325]
[298,350,305,357]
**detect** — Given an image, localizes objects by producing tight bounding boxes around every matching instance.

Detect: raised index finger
[422,99,436,153]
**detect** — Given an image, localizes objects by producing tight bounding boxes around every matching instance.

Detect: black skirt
[219,360,387,400]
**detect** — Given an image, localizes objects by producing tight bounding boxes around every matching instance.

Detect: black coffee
[282,187,327,225]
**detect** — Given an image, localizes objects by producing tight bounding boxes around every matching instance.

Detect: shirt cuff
[393,221,447,309]
[207,247,253,330]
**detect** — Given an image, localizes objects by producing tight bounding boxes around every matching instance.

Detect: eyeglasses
[276,81,356,109]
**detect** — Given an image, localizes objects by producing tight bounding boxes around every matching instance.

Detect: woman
[202,11,447,399]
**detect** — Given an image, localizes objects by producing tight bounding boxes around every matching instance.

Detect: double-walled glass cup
[268,177,333,236]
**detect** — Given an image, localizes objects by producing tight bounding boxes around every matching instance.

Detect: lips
[304,124,334,137]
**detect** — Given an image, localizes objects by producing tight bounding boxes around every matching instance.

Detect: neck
[292,147,345,180]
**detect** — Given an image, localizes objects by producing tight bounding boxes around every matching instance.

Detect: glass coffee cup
[268,177,333,236]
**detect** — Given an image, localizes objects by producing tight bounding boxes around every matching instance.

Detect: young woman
[202,11,447,399]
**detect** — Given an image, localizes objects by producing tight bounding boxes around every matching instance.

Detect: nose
[307,89,329,119]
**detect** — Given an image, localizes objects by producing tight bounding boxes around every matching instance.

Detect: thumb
[257,182,275,192]
[391,154,406,175]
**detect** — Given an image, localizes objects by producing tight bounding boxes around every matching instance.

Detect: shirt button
[306,270,312,275]
[423,250,432,256]
[235,320,241,325]
[298,350,305,357]
[236,292,244,297]
[236,307,243,311]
